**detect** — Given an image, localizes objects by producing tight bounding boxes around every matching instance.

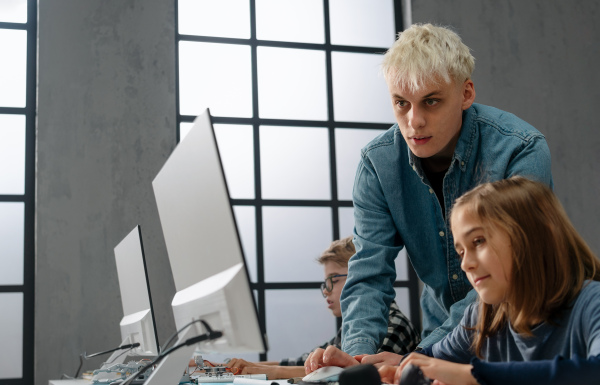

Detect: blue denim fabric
[340,103,553,355]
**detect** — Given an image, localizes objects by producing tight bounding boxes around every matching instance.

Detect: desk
[48,380,289,385]
[49,380,90,385]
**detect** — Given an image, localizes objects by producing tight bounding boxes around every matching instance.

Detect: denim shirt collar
[407,105,477,178]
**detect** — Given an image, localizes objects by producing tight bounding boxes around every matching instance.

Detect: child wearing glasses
[224,236,420,379]
[307,177,600,384]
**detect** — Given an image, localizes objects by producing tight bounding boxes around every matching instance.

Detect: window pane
[332,52,394,123]
[181,123,255,199]
[338,207,407,280]
[394,287,411,320]
[180,122,193,140]
[0,202,24,285]
[214,124,255,199]
[395,248,408,281]
[263,206,332,282]
[256,0,324,44]
[260,126,330,200]
[0,0,27,23]
[0,29,27,108]
[0,293,23,379]
[179,41,252,117]
[338,207,354,239]
[257,47,327,120]
[329,0,395,48]
[233,205,257,283]
[177,0,250,38]
[0,114,26,195]
[265,289,336,361]
[335,128,386,200]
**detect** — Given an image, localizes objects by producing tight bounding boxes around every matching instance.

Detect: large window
[0,0,36,383]
[176,0,418,361]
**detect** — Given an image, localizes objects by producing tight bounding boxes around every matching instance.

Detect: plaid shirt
[280,300,420,366]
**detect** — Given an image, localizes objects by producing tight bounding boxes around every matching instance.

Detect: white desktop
[143,109,267,385]
[109,225,159,362]
[50,226,160,385]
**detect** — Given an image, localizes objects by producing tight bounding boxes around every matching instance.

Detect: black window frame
[0,0,37,383]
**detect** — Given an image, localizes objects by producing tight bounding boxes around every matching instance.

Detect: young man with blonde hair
[305,23,553,371]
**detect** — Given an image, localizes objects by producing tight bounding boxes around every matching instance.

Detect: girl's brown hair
[450,176,600,357]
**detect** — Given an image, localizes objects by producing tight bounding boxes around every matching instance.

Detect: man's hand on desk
[304,346,360,374]
[355,351,403,367]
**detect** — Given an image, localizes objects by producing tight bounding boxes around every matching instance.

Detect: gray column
[36,1,177,383]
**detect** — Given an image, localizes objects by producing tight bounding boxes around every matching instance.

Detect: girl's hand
[377,364,399,384]
[398,353,477,385]
[390,353,478,385]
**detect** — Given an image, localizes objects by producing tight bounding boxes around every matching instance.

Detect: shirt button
[429,188,434,194]
[439,231,445,237]
[412,165,417,171]
[461,161,465,166]
[452,274,459,280]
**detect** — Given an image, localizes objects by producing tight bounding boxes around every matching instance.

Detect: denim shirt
[340,103,553,355]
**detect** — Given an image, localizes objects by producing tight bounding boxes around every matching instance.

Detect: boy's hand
[226,358,255,373]
[304,346,360,374]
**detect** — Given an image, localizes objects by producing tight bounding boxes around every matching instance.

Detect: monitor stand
[143,326,197,385]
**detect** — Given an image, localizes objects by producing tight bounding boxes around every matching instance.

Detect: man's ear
[461,79,476,110]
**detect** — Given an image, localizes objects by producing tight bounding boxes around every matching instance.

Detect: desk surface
[49,379,289,385]
[49,380,90,385]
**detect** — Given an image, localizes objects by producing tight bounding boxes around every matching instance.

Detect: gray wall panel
[36,1,177,383]
[412,0,600,254]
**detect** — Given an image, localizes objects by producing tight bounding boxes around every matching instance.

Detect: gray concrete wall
[412,0,600,254]
[36,1,177,384]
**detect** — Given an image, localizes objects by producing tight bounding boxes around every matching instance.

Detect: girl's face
[451,207,513,305]
[322,261,348,317]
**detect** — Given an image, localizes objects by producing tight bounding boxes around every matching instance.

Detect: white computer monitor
[144,109,267,384]
[106,225,159,364]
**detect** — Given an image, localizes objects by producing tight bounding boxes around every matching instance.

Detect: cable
[118,321,222,385]
[120,331,222,385]
[69,343,141,379]
[85,343,141,359]
[106,345,138,365]
[161,318,207,352]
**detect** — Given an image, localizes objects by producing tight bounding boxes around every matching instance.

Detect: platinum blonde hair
[382,23,475,92]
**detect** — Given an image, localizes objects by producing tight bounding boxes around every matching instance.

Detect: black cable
[118,322,222,385]
[161,318,207,352]
[85,343,141,359]
[70,343,141,379]
[106,345,139,365]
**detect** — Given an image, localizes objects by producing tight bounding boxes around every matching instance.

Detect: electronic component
[91,360,153,384]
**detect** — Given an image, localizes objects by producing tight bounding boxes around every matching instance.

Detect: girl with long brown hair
[380,176,600,384]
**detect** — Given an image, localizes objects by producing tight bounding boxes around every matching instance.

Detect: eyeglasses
[320,274,348,297]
